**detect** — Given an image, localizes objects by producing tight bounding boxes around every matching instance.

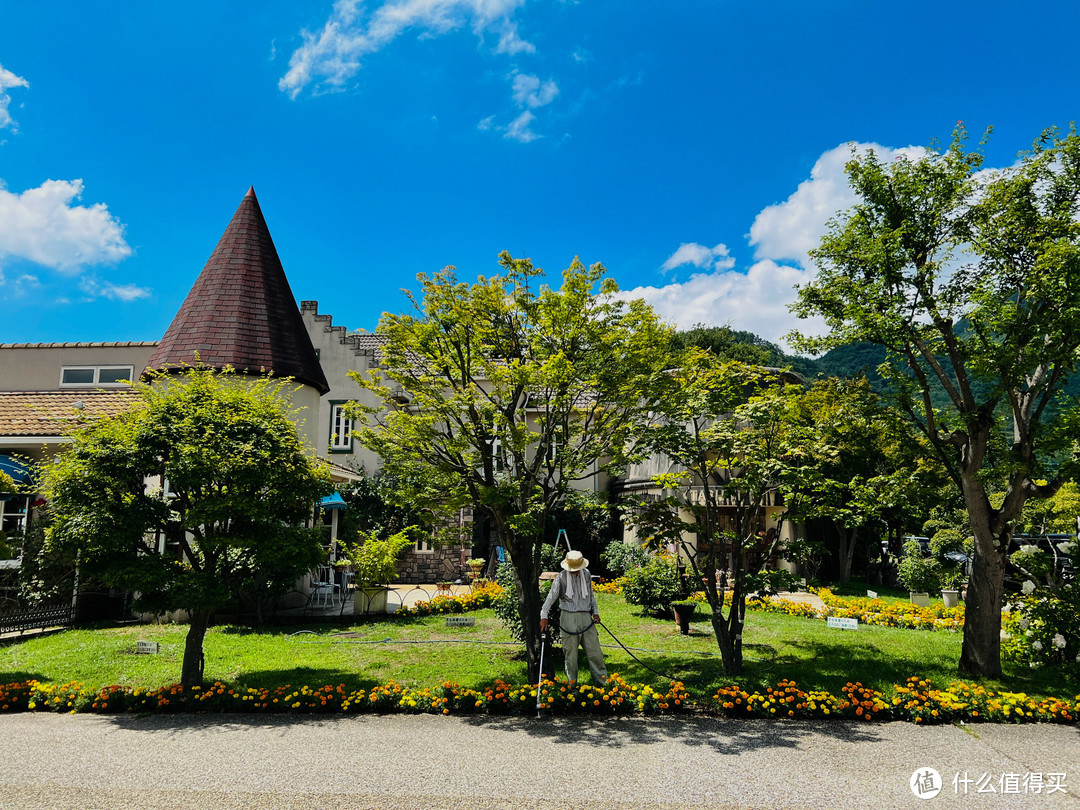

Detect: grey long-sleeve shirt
[540,569,599,618]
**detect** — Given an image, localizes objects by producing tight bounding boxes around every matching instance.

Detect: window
[415,536,433,554]
[0,495,28,545]
[545,440,560,463]
[60,365,134,387]
[329,402,353,453]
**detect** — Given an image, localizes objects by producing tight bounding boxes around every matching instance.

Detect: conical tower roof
[147,188,329,393]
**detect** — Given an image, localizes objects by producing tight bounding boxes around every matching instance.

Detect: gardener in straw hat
[540,550,608,686]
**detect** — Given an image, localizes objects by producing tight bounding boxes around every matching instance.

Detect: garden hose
[596,619,775,681]
[288,627,776,677]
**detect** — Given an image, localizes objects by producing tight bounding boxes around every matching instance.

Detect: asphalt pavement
[0,712,1077,809]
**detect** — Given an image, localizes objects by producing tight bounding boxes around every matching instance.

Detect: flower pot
[909,591,931,607]
[672,603,697,635]
[941,589,960,608]
[354,586,389,615]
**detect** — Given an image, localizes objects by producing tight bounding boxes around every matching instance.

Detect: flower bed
[0,675,689,717]
[395,581,503,617]
[813,588,965,630]
[2,675,1075,724]
[714,677,1078,724]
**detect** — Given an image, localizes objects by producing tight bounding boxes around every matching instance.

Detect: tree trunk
[709,573,746,675]
[958,524,1006,678]
[509,543,543,682]
[181,611,210,689]
[710,604,739,674]
[957,465,1007,678]
[841,525,858,583]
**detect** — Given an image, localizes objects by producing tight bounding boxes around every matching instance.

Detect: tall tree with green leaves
[790,125,1080,676]
[791,377,942,582]
[351,252,671,679]
[627,351,810,674]
[42,368,332,687]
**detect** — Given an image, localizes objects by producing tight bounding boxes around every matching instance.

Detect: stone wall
[395,544,471,584]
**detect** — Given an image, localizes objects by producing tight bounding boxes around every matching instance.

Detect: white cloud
[661,242,734,274]
[279,0,527,98]
[0,271,40,297]
[0,178,132,271]
[749,141,926,268]
[628,141,938,349]
[616,260,826,348]
[495,21,535,55]
[504,110,538,143]
[571,47,591,64]
[79,277,151,302]
[0,63,29,131]
[510,72,558,109]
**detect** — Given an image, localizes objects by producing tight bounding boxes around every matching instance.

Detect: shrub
[343,527,417,588]
[492,545,563,642]
[600,541,648,575]
[896,538,941,593]
[1001,539,1080,680]
[621,554,681,616]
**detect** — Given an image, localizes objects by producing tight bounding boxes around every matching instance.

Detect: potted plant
[940,569,964,608]
[897,537,940,607]
[466,557,485,572]
[343,527,416,614]
[671,599,698,635]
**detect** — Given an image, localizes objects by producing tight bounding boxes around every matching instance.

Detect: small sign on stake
[135,641,160,654]
[867,590,878,599]
[827,617,859,631]
[445,616,475,627]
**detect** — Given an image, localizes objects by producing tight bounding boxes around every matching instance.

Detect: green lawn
[0,592,1073,702]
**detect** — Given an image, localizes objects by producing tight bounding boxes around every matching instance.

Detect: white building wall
[0,343,158,392]
[299,301,384,472]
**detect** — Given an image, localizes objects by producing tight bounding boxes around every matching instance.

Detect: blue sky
[2,1,1078,350]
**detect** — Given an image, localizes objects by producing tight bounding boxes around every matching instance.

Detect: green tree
[1019,479,1080,535]
[627,351,808,673]
[41,367,332,687]
[672,323,819,377]
[351,252,671,679]
[791,125,1080,676]
[791,377,941,582]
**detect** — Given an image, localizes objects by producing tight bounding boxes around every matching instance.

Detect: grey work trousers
[560,610,607,684]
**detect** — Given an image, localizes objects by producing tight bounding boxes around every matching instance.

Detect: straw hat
[561,550,589,571]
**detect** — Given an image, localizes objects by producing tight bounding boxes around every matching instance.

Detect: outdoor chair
[311,566,340,607]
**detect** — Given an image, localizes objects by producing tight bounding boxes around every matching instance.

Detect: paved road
[0,713,1076,809]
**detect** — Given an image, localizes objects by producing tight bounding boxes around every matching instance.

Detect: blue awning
[318,492,347,511]
[0,455,33,488]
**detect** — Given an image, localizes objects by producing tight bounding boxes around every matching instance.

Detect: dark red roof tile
[146,188,329,393]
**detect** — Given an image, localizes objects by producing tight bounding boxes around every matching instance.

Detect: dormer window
[60,366,134,387]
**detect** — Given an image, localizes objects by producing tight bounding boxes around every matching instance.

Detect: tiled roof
[0,342,158,349]
[146,187,330,394]
[0,390,141,438]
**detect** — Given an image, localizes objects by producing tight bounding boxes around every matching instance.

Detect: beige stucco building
[0,188,470,584]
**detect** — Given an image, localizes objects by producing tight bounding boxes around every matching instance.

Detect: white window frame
[60,365,134,387]
[415,536,434,554]
[0,495,28,540]
[329,402,354,453]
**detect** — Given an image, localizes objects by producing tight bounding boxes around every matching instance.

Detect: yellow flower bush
[813,588,966,630]
[396,581,503,617]
[713,677,1078,724]
[3,675,1075,723]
